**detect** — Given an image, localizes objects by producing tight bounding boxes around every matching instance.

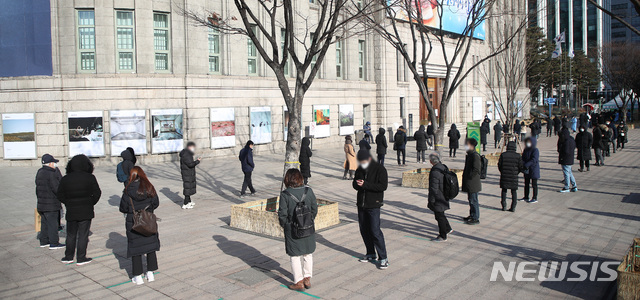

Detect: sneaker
[378,259,389,270]
[250,192,257,196]
[61,258,74,264]
[518,198,528,202]
[465,219,480,225]
[132,275,144,285]
[559,188,571,193]
[527,199,538,203]
[146,271,155,282]
[239,193,246,198]
[448,229,454,234]
[358,255,375,263]
[571,187,578,192]
[431,235,447,242]
[40,244,50,248]
[189,201,195,207]
[181,204,191,209]
[462,216,472,222]
[49,243,65,250]
[76,258,92,266]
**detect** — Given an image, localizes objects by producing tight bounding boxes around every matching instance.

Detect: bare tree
[181,0,372,172]
[361,0,527,151]
[601,42,640,122]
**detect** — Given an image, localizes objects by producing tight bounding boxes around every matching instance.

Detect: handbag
[128,195,158,237]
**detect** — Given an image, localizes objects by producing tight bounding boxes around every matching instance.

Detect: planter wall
[617,238,640,300]
[486,153,500,166]
[230,197,339,238]
[401,168,463,189]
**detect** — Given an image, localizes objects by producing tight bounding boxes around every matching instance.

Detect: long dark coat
[575,130,593,161]
[57,155,101,221]
[592,126,605,150]
[498,142,523,190]
[375,128,388,155]
[480,120,490,145]
[120,149,136,181]
[428,163,450,212]
[493,123,503,141]
[617,124,628,143]
[522,137,540,179]
[277,186,318,257]
[179,149,200,196]
[299,137,312,178]
[558,130,576,166]
[119,180,160,257]
[462,150,482,193]
[413,125,428,151]
[448,125,461,149]
[35,166,62,212]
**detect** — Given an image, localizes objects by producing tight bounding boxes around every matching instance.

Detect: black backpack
[480,154,489,179]
[433,165,459,200]
[283,187,315,239]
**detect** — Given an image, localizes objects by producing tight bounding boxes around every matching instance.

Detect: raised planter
[485,153,500,166]
[230,197,339,238]
[617,238,640,300]
[401,168,463,189]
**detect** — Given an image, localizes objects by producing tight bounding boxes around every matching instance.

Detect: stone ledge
[401,168,463,189]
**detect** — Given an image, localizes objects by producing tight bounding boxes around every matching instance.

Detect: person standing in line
[448,124,461,158]
[36,154,65,249]
[480,117,490,151]
[513,119,522,139]
[58,155,101,265]
[393,126,407,166]
[558,129,578,193]
[363,121,374,144]
[553,116,562,136]
[352,150,389,270]
[375,128,388,166]
[498,141,524,212]
[426,121,435,149]
[529,120,538,139]
[602,124,613,157]
[575,126,593,172]
[239,140,256,196]
[179,142,201,208]
[607,120,618,154]
[413,125,428,164]
[493,121,503,149]
[617,121,628,150]
[427,153,452,242]
[119,167,160,285]
[521,137,540,203]
[546,117,553,137]
[278,169,318,291]
[593,124,605,166]
[520,121,527,141]
[462,139,482,225]
[299,137,313,185]
[358,137,371,152]
[570,116,578,132]
[118,148,136,186]
[343,136,357,180]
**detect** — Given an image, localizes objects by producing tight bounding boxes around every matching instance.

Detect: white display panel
[313,105,330,138]
[68,111,105,157]
[110,110,147,156]
[210,107,236,149]
[339,104,354,136]
[250,107,272,144]
[151,109,184,154]
[2,113,36,159]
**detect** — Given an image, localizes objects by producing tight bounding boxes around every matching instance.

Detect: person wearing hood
[546,117,553,137]
[480,118,490,151]
[343,136,357,180]
[57,155,101,265]
[179,142,201,208]
[570,116,578,132]
[118,148,136,185]
[575,125,593,172]
[363,121,374,144]
[413,125,428,163]
[36,154,64,249]
[493,121,503,148]
[602,124,613,157]
[557,128,578,193]
[239,141,256,196]
[358,137,372,152]
[393,126,407,165]
[427,152,452,242]
[299,137,313,185]
[447,124,461,157]
[462,138,482,225]
[498,141,524,212]
[553,116,562,136]
[607,120,617,154]
[617,121,628,150]
[119,167,160,285]
[592,124,606,166]
[426,121,435,149]
[521,137,540,203]
[520,121,527,141]
[375,128,388,166]
[513,119,522,137]
[352,150,389,270]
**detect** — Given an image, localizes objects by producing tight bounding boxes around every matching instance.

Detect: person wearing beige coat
[343,136,357,180]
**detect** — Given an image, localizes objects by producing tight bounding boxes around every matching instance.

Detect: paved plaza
[1,131,639,299]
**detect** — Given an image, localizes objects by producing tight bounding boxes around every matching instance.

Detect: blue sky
[3,119,35,134]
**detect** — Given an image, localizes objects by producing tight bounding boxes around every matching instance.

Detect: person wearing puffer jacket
[498,141,524,212]
[413,125,428,163]
[179,142,201,208]
[35,154,64,249]
[520,137,540,203]
[375,128,388,166]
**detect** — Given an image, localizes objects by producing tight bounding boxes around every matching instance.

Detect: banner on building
[151,109,183,154]
[2,113,36,159]
[313,105,331,138]
[110,110,147,156]
[68,111,104,157]
[210,107,236,149]
[250,107,272,144]
[339,104,355,136]
[472,97,483,121]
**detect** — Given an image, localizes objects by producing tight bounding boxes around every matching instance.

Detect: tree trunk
[283,89,305,174]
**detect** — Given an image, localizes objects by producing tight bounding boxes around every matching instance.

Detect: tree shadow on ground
[158,187,184,208]
[105,231,131,278]
[316,233,361,258]
[568,208,640,222]
[622,193,640,204]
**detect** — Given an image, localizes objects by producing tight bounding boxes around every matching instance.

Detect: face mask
[466,145,473,151]
[360,162,370,169]
[188,147,195,153]
[526,142,532,148]
[580,128,584,132]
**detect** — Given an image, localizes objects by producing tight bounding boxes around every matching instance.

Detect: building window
[336,40,343,79]
[208,27,221,73]
[115,10,135,72]
[358,40,366,80]
[77,9,96,72]
[281,28,289,76]
[248,25,258,75]
[153,12,170,72]
[396,45,407,82]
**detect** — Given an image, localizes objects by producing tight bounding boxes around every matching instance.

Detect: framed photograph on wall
[110,110,147,156]
[339,104,354,136]
[210,107,236,149]
[151,109,184,154]
[250,107,272,144]
[68,111,105,157]
[313,105,330,138]
[2,113,36,159]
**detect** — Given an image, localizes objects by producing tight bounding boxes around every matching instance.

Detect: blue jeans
[468,192,479,220]
[357,207,387,260]
[562,165,577,189]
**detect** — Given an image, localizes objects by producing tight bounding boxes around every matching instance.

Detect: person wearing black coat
[493,121,503,148]
[480,118,490,151]
[414,125,428,163]
[498,141,524,212]
[393,126,407,165]
[602,124,613,157]
[426,122,435,149]
[546,117,553,137]
[617,121,628,150]
[607,121,617,154]
[179,142,201,209]
[462,139,482,225]
[358,138,371,152]
[36,154,64,249]
[553,117,562,136]
[352,150,389,269]
[521,137,540,203]
[513,119,522,136]
[120,148,136,186]
[299,137,313,184]
[427,153,452,242]
[447,124,461,157]
[375,128,388,166]
[58,155,101,265]
[119,167,160,285]
[575,126,593,172]
[593,125,605,166]
[239,141,256,197]
[558,129,577,192]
